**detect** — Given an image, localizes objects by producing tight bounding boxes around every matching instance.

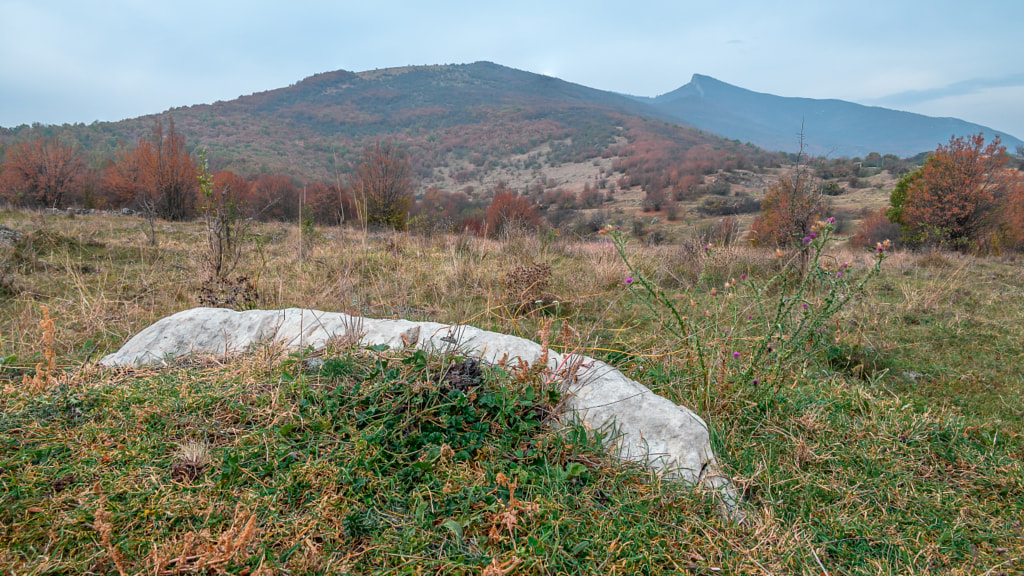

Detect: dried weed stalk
[151,503,260,575]
[486,474,539,545]
[94,500,129,576]
[22,305,57,392]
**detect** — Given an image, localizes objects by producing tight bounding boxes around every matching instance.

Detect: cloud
[867,73,1024,108]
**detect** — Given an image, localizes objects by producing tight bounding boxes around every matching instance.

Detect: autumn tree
[412,186,479,232]
[0,137,85,208]
[749,169,828,246]
[352,141,414,230]
[106,117,198,226]
[248,174,298,221]
[579,183,603,208]
[891,134,1007,250]
[306,181,356,225]
[988,169,1024,252]
[485,184,540,238]
[852,207,902,249]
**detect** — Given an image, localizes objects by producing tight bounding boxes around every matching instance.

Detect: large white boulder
[100,307,728,492]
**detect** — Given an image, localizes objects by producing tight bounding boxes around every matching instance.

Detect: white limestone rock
[100,307,725,489]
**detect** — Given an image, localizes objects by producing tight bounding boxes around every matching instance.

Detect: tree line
[3,116,1022,253]
[1,119,367,227]
[0,117,583,238]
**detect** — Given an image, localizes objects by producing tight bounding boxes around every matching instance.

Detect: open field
[1,210,1022,574]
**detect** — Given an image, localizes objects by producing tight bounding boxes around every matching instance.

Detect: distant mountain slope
[639,74,1023,157]
[1,62,696,182]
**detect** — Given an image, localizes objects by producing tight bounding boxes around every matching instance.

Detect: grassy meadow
[1,210,1022,575]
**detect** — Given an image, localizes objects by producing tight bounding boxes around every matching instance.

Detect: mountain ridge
[1,62,1019,185]
[637,73,1022,156]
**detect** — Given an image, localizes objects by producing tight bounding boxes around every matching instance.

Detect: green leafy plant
[611,218,889,402]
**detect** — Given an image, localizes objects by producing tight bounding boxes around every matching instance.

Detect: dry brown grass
[1,209,1023,575]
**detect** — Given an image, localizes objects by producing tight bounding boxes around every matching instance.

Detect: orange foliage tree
[993,170,1024,251]
[305,181,356,225]
[894,134,1007,250]
[485,184,539,238]
[247,174,298,221]
[0,136,85,208]
[412,186,479,232]
[852,208,902,249]
[105,118,198,222]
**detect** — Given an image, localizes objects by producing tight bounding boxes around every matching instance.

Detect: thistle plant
[610,219,889,403]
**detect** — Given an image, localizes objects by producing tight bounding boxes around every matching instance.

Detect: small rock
[303,358,325,373]
[0,225,22,246]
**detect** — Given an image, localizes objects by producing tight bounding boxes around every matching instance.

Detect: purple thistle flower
[732,352,741,359]
[827,217,836,224]
[740,273,747,280]
[802,303,809,310]
[802,236,812,244]
[836,272,843,278]
[753,379,759,385]
[624,276,634,285]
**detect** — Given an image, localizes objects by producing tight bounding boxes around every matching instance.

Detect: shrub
[705,178,731,196]
[195,151,259,310]
[697,196,760,216]
[486,189,540,238]
[749,170,828,246]
[851,208,901,249]
[579,185,604,208]
[820,181,844,196]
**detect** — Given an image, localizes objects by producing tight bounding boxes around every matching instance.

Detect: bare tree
[352,141,413,230]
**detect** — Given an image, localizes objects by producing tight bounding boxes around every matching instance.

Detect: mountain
[1,62,709,182]
[638,74,1023,157]
[2,63,1017,187]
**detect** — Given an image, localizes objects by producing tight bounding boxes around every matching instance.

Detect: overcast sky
[2,0,1023,141]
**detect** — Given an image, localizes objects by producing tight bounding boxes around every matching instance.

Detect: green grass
[2,348,1022,574]
[0,347,731,574]
[1,211,1023,574]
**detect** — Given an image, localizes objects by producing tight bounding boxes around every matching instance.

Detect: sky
[2,0,1023,141]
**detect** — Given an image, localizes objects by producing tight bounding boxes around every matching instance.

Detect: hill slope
[3,64,1018,186]
[640,74,1023,157]
[1,62,715,183]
